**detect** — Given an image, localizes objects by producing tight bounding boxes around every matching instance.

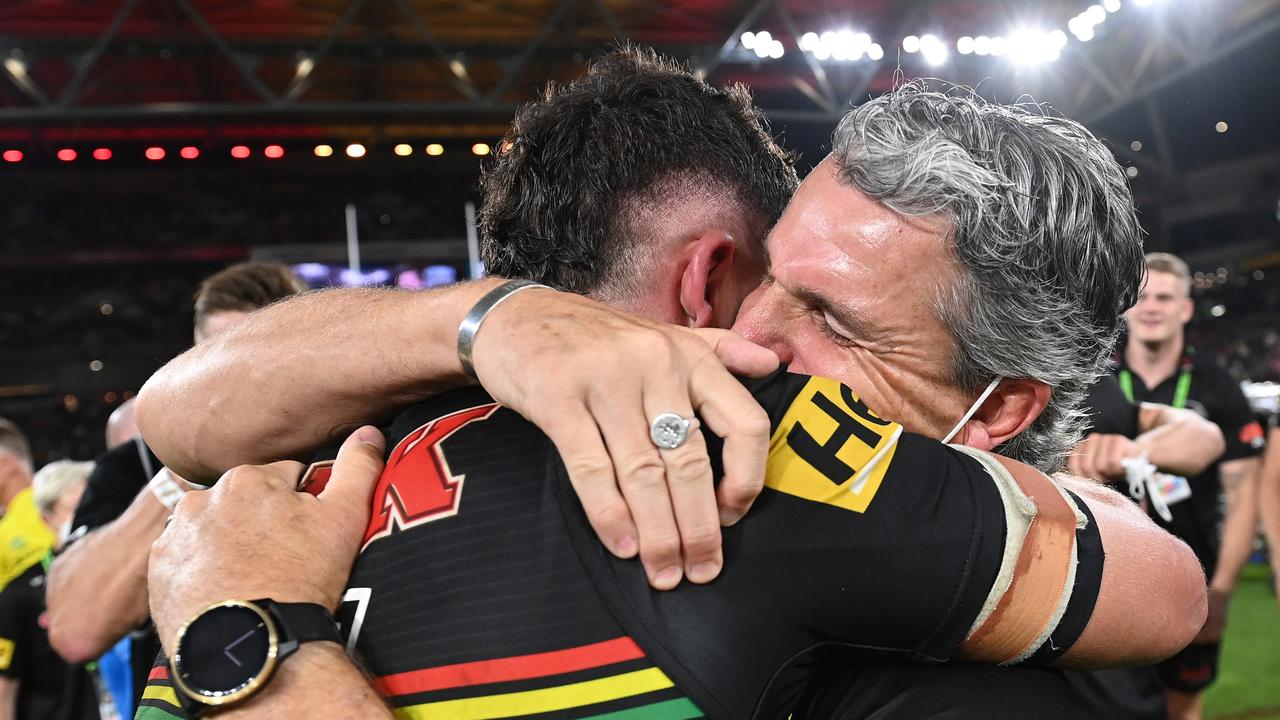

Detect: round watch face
[173,601,278,703]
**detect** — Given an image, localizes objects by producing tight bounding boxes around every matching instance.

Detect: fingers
[318,426,387,516]
[588,388,685,591]
[687,353,771,527]
[694,328,779,379]
[641,379,722,585]
[542,404,638,560]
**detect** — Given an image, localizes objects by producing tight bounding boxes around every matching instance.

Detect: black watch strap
[262,600,343,645]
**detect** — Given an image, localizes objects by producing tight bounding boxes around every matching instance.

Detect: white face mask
[940,376,1004,445]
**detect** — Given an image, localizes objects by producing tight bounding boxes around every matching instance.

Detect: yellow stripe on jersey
[766,376,901,513]
[142,683,180,707]
[392,667,675,720]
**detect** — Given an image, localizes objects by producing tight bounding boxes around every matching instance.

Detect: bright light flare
[345,143,366,158]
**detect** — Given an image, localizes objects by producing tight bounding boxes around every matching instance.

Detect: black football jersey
[138,369,1103,720]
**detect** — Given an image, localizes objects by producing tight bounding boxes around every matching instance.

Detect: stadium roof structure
[0,0,1275,131]
[2,0,1279,260]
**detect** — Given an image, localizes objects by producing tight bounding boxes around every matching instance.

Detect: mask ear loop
[941,376,1004,445]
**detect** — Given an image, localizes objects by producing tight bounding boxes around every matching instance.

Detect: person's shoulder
[1190,351,1241,387]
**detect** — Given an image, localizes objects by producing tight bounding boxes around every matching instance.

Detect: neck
[0,480,24,509]
[1126,334,1184,386]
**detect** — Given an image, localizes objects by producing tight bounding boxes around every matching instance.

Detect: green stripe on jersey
[581,697,703,720]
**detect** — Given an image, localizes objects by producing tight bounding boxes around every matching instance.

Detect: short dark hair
[479,45,797,295]
[0,418,32,468]
[193,262,306,332]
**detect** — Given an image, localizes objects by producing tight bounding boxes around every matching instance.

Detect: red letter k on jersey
[363,403,499,548]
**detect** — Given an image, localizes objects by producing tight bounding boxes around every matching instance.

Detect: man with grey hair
[138,74,1202,718]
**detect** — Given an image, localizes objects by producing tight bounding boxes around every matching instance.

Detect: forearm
[1259,432,1280,578]
[0,678,16,720]
[1055,475,1207,667]
[1134,406,1225,477]
[212,644,392,719]
[46,491,169,662]
[1211,458,1261,593]
[136,281,502,482]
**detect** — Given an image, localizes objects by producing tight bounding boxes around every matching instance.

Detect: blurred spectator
[44,262,304,718]
[0,421,55,588]
[1114,253,1266,720]
[0,460,101,720]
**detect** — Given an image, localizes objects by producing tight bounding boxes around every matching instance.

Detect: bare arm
[1134,403,1226,477]
[201,644,392,719]
[1259,428,1280,595]
[137,284,777,589]
[46,488,168,663]
[1053,474,1207,666]
[135,282,502,484]
[1211,457,1261,596]
[0,676,16,720]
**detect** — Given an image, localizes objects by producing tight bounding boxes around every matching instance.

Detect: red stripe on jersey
[374,636,646,697]
[149,665,169,681]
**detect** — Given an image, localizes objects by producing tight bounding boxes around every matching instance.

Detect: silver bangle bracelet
[457,279,550,380]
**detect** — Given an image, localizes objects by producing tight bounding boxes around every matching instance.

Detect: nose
[734,284,795,365]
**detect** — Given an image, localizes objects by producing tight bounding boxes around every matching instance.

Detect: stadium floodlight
[902,35,920,53]
[345,143,367,158]
[868,43,884,61]
[1086,5,1107,24]
[973,35,991,55]
[426,143,444,156]
[800,32,819,51]
[314,144,334,157]
[1076,26,1095,41]
[741,31,757,49]
[957,36,974,54]
[813,43,832,61]
[768,40,785,59]
[1006,28,1059,66]
[920,34,948,66]
[471,142,491,156]
[989,36,1007,56]
[1103,0,1122,11]
[1050,30,1068,49]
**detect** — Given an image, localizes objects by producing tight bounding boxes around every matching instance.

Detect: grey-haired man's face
[731,158,975,438]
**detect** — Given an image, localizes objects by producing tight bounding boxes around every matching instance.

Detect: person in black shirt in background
[1063,374,1226,720]
[1111,252,1266,720]
[0,460,100,720]
[44,262,305,718]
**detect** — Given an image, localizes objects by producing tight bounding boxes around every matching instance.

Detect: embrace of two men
[131,48,1207,720]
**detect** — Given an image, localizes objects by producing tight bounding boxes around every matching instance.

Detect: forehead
[1141,270,1188,295]
[767,160,954,310]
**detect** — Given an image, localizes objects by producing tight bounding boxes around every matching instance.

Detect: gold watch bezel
[169,599,282,707]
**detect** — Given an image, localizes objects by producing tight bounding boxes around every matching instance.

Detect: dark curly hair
[478,45,797,297]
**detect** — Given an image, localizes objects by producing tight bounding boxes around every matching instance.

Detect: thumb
[694,329,780,378]
[318,426,386,514]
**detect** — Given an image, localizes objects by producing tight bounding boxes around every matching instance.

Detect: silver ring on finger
[649,412,697,450]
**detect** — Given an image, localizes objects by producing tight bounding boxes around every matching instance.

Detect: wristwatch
[169,599,341,716]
